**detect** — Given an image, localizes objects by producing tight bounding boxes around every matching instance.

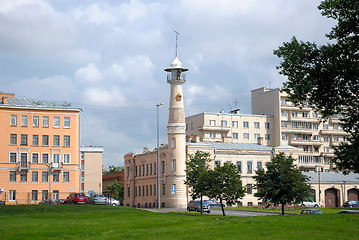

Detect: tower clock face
[175,93,182,101]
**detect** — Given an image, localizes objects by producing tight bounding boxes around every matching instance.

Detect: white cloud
[73,3,115,25]
[82,87,127,107]
[0,0,78,55]
[74,63,103,83]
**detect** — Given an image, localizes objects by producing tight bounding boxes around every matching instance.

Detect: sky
[0,0,335,169]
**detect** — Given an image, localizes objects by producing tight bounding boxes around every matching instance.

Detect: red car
[64,193,88,204]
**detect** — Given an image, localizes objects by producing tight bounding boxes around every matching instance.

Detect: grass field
[0,205,358,240]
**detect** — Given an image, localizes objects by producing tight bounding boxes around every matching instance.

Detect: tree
[184,151,211,214]
[205,163,245,216]
[274,0,359,173]
[106,180,124,201]
[103,166,124,175]
[254,153,311,215]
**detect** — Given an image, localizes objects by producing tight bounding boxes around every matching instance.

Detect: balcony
[298,155,330,165]
[281,105,312,111]
[281,128,313,134]
[320,129,349,136]
[290,139,323,146]
[199,125,231,132]
[51,162,62,171]
[18,161,30,171]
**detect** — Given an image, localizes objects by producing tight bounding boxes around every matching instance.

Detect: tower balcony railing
[18,161,31,171]
[167,73,186,81]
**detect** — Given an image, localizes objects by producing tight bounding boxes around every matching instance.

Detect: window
[312,112,318,118]
[42,153,49,164]
[230,121,238,129]
[11,115,17,126]
[32,171,38,182]
[64,117,70,128]
[10,171,16,182]
[302,112,308,118]
[323,136,329,142]
[313,124,318,130]
[9,190,16,201]
[21,115,28,126]
[127,187,130,197]
[146,185,148,196]
[53,135,60,146]
[63,172,69,182]
[162,184,165,195]
[323,124,328,130]
[161,161,165,173]
[53,172,59,182]
[209,120,216,126]
[20,152,28,164]
[42,172,48,182]
[154,163,156,175]
[324,147,330,153]
[232,133,238,140]
[243,133,249,140]
[236,161,242,173]
[21,134,28,145]
[281,99,286,105]
[154,184,156,196]
[32,153,39,163]
[63,154,70,164]
[138,166,141,176]
[243,121,249,128]
[81,176,84,183]
[32,190,38,201]
[215,160,221,168]
[10,134,17,145]
[42,135,49,146]
[265,122,270,129]
[42,116,49,127]
[254,122,260,129]
[20,171,27,182]
[142,165,145,176]
[146,164,148,175]
[281,111,287,117]
[53,117,60,128]
[291,112,297,117]
[150,185,152,195]
[139,186,141,196]
[171,138,176,149]
[333,124,339,130]
[247,161,253,174]
[150,164,152,175]
[281,134,288,140]
[172,159,176,171]
[32,135,39,146]
[254,134,260,140]
[221,132,227,137]
[257,161,263,170]
[221,120,227,126]
[210,132,216,138]
[333,136,339,142]
[247,184,253,194]
[53,190,59,200]
[313,135,319,141]
[42,190,48,200]
[64,136,70,147]
[265,134,270,140]
[33,116,39,127]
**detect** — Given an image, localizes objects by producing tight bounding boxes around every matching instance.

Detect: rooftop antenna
[234,98,238,109]
[269,81,272,89]
[174,31,179,58]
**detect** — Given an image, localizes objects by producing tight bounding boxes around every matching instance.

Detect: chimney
[2,96,8,104]
[257,137,263,145]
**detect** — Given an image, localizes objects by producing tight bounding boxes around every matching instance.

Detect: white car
[300,201,320,208]
[107,198,121,206]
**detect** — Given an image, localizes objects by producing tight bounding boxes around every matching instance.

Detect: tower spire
[174,31,179,58]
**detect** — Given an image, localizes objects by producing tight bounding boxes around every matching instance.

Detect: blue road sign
[171,185,176,195]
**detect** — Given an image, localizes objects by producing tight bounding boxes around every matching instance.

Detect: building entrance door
[325,188,340,207]
[348,188,359,201]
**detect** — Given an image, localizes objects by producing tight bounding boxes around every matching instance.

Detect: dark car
[338,210,359,214]
[187,200,211,213]
[0,200,5,205]
[300,209,323,214]
[204,200,226,208]
[64,193,88,204]
[342,200,359,207]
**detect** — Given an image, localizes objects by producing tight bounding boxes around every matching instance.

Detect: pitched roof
[2,97,81,111]
[304,172,359,183]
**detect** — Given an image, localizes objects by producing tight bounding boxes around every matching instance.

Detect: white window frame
[232,121,238,128]
[243,133,249,140]
[221,120,227,126]
[32,135,39,146]
[254,122,260,129]
[64,117,70,128]
[254,134,260,140]
[64,136,70,147]
[42,116,49,127]
[265,134,270,141]
[63,172,69,182]
[53,135,60,146]
[11,115,17,126]
[209,120,216,126]
[63,153,71,164]
[32,152,39,164]
[232,132,238,140]
[9,190,16,201]
[243,121,249,128]
[21,115,28,127]
[10,134,17,145]
[53,117,60,128]
[42,153,49,164]
[33,116,39,127]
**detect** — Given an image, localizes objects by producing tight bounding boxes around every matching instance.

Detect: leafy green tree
[205,163,245,216]
[274,0,359,173]
[106,180,124,201]
[104,166,124,175]
[254,153,311,215]
[184,151,211,214]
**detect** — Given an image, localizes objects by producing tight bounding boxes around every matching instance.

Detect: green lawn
[223,206,359,214]
[0,205,358,240]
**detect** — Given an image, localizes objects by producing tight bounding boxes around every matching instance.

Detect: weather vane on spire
[175,31,179,58]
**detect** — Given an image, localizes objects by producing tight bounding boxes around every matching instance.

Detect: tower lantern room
[164,57,188,82]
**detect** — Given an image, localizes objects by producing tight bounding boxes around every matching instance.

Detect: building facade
[0,92,81,204]
[80,145,104,194]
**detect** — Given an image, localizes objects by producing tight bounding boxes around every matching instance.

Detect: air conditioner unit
[0,188,4,192]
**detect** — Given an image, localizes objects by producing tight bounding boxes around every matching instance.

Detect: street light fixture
[156,103,164,209]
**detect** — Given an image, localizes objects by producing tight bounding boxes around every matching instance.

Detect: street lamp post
[156,103,164,209]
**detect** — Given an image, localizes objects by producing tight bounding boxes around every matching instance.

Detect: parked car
[338,210,359,214]
[0,200,5,205]
[204,200,226,207]
[64,193,88,204]
[106,198,121,206]
[343,200,359,207]
[187,200,211,213]
[93,194,108,205]
[300,209,323,214]
[299,200,320,208]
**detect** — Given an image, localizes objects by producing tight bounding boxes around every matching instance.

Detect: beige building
[0,92,81,204]
[80,145,104,194]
